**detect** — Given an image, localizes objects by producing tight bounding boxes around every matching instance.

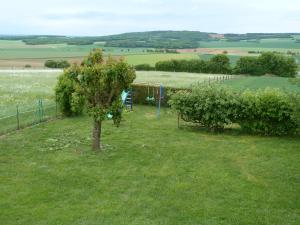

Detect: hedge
[169,84,299,135]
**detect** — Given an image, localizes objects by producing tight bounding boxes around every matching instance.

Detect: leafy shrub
[169,85,238,131]
[208,54,232,74]
[237,88,298,135]
[134,64,155,71]
[55,65,85,116]
[169,85,299,135]
[45,60,70,69]
[234,56,264,75]
[258,52,298,77]
[235,52,298,77]
[24,64,31,68]
[155,55,231,74]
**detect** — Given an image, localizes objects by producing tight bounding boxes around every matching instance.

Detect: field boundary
[0,100,61,135]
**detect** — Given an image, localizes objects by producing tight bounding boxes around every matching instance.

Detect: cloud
[0,0,299,35]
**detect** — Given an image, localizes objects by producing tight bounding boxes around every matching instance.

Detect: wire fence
[0,99,61,135]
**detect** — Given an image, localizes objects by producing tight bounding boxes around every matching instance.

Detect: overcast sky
[1,0,299,36]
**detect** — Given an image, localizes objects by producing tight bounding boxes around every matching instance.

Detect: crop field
[1,39,300,69]
[0,40,200,68]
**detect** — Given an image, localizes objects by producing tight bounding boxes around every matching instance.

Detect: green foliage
[208,54,232,74]
[234,52,298,77]
[55,65,85,116]
[234,56,264,75]
[155,54,231,74]
[169,85,299,135]
[45,59,70,68]
[238,89,298,135]
[169,85,237,131]
[134,64,155,71]
[79,51,135,120]
[258,52,298,77]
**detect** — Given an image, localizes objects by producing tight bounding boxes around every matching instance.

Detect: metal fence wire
[0,99,60,135]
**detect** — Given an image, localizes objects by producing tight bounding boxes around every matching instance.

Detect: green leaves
[169,84,299,135]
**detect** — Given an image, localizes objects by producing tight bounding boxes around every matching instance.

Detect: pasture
[1,105,300,225]
[1,70,300,118]
[223,76,300,92]
[198,38,300,50]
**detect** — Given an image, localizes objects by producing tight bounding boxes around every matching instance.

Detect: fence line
[0,99,61,135]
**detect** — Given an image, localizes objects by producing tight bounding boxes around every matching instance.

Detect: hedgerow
[169,85,299,135]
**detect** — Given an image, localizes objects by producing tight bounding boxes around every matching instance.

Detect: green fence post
[40,99,44,120]
[55,96,58,118]
[16,105,20,130]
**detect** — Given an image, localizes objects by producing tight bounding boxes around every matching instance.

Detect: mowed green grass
[224,76,300,92]
[0,105,299,225]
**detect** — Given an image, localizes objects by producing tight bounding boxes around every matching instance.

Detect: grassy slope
[0,106,299,225]
[125,53,199,66]
[198,39,300,50]
[224,76,300,92]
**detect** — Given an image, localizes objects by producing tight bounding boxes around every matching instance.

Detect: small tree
[79,49,135,150]
[55,49,136,151]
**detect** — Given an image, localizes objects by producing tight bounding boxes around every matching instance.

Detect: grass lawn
[0,105,299,225]
[223,76,300,92]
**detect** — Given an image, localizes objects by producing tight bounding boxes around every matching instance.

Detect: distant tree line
[1,31,300,47]
[44,60,70,68]
[135,52,298,77]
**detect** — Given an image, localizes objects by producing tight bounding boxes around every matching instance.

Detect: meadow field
[1,70,299,117]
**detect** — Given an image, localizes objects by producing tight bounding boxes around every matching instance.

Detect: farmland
[1,37,300,69]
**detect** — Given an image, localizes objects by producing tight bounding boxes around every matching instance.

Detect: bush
[155,54,231,74]
[208,54,232,74]
[169,85,299,135]
[134,64,155,71]
[238,88,298,135]
[235,52,298,77]
[169,85,238,131]
[55,65,85,116]
[234,56,264,75]
[45,60,71,69]
[24,64,31,68]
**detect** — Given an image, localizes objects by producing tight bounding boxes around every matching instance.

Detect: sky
[1,0,300,36]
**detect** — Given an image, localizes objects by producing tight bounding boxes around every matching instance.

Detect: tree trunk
[92,120,102,151]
